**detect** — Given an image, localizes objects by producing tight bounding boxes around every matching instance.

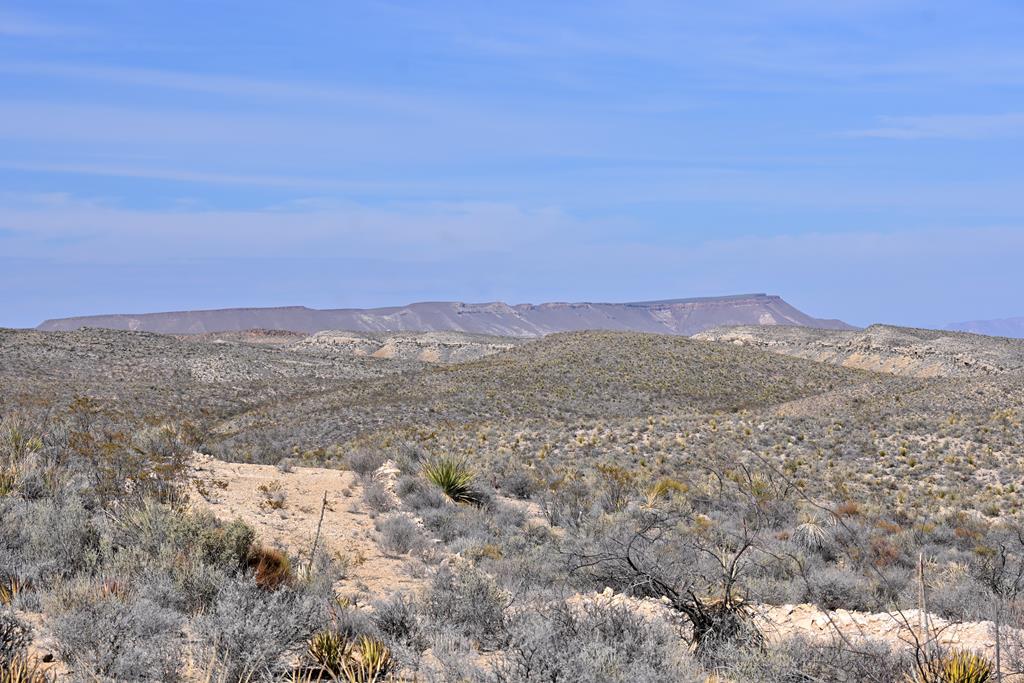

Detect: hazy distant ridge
[37,293,853,336]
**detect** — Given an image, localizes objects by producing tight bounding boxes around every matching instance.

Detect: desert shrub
[0,610,31,666]
[189,515,256,571]
[196,578,327,682]
[362,483,395,514]
[395,476,447,511]
[172,560,230,615]
[422,562,508,649]
[493,600,701,683]
[372,593,421,649]
[595,463,637,513]
[53,596,182,682]
[712,635,911,682]
[500,470,538,500]
[929,575,992,622]
[646,477,688,506]
[22,495,102,582]
[377,515,424,556]
[540,474,593,528]
[114,503,254,573]
[67,413,191,510]
[248,546,293,591]
[348,451,385,478]
[807,565,874,611]
[423,459,483,506]
[258,480,288,510]
[418,507,467,544]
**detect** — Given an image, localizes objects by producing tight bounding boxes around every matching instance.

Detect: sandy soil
[189,453,425,599]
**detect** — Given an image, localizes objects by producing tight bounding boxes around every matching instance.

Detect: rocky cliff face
[695,324,1024,377]
[37,293,852,336]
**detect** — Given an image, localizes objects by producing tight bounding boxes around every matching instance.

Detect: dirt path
[189,453,424,599]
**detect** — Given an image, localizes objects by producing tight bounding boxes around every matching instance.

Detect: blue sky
[1,1,1023,328]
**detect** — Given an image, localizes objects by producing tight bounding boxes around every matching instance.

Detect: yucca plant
[340,636,393,683]
[907,650,993,683]
[0,656,51,683]
[308,629,351,676]
[792,514,831,552]
[423,458,482,506]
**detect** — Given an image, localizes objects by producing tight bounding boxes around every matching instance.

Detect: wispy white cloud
[846,113,1024,140]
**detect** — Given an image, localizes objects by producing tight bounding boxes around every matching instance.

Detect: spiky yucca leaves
[907,650,993,683]
[792,514,832,552]
[308,629,351,675]
[0,656,51,683]
[423,458,482,506]
[340,636,393,683]
[305,632,393,683]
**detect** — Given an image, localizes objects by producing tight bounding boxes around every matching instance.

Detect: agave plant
[423,458,482,506]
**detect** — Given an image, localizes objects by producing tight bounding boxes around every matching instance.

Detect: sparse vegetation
[3,325,1024,680]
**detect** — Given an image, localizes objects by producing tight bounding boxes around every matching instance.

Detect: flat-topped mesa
[37,293,853,337]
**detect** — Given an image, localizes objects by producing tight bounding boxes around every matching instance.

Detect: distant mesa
[36,293,854,337]
[946,316,1024,339]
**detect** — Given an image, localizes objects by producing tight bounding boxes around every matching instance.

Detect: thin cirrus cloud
[846,113,1024,140]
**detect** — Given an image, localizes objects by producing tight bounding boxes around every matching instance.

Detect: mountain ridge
[36,293,854,337]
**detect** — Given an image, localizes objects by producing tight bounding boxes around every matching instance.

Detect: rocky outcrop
[36,294,852,337]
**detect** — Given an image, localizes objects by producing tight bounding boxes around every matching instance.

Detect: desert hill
[36,293,853,336]
[694,323,1024,377]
